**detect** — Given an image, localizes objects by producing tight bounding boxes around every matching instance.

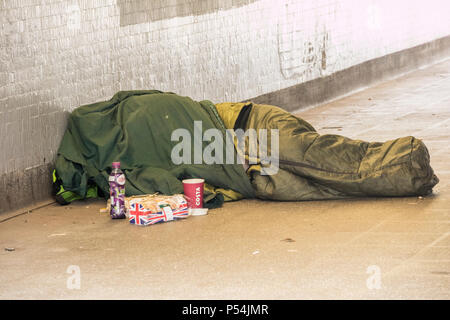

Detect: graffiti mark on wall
[118,0,258,26]
[277,2,338,80]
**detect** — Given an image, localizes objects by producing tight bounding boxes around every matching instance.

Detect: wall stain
[118,0,258,26]
[321,33,328,71]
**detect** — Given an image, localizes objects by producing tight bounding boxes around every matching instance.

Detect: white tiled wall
[0,0,449,175]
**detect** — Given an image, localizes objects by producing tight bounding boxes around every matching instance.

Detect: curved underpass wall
[1,0,449,213]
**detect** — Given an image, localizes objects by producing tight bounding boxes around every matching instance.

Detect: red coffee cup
[182,178,204,209]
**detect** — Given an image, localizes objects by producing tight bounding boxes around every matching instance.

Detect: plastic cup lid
[182,178,204,184]
[189,208,208,216]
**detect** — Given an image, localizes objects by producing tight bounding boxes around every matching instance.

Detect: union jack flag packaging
[127,194,189,226]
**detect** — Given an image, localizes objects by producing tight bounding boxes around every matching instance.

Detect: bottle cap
[112,162,121,168]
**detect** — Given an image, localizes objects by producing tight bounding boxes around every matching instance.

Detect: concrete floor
[1,60,450,300]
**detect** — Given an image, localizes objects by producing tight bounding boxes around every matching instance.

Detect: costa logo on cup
[182,179,204,209]
[195,187,201,206]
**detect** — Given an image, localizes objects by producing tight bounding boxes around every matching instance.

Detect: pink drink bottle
[109,162,126,219]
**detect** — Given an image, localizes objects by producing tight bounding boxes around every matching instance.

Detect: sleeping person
[215,101,439,201]
[54,91,439,206]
